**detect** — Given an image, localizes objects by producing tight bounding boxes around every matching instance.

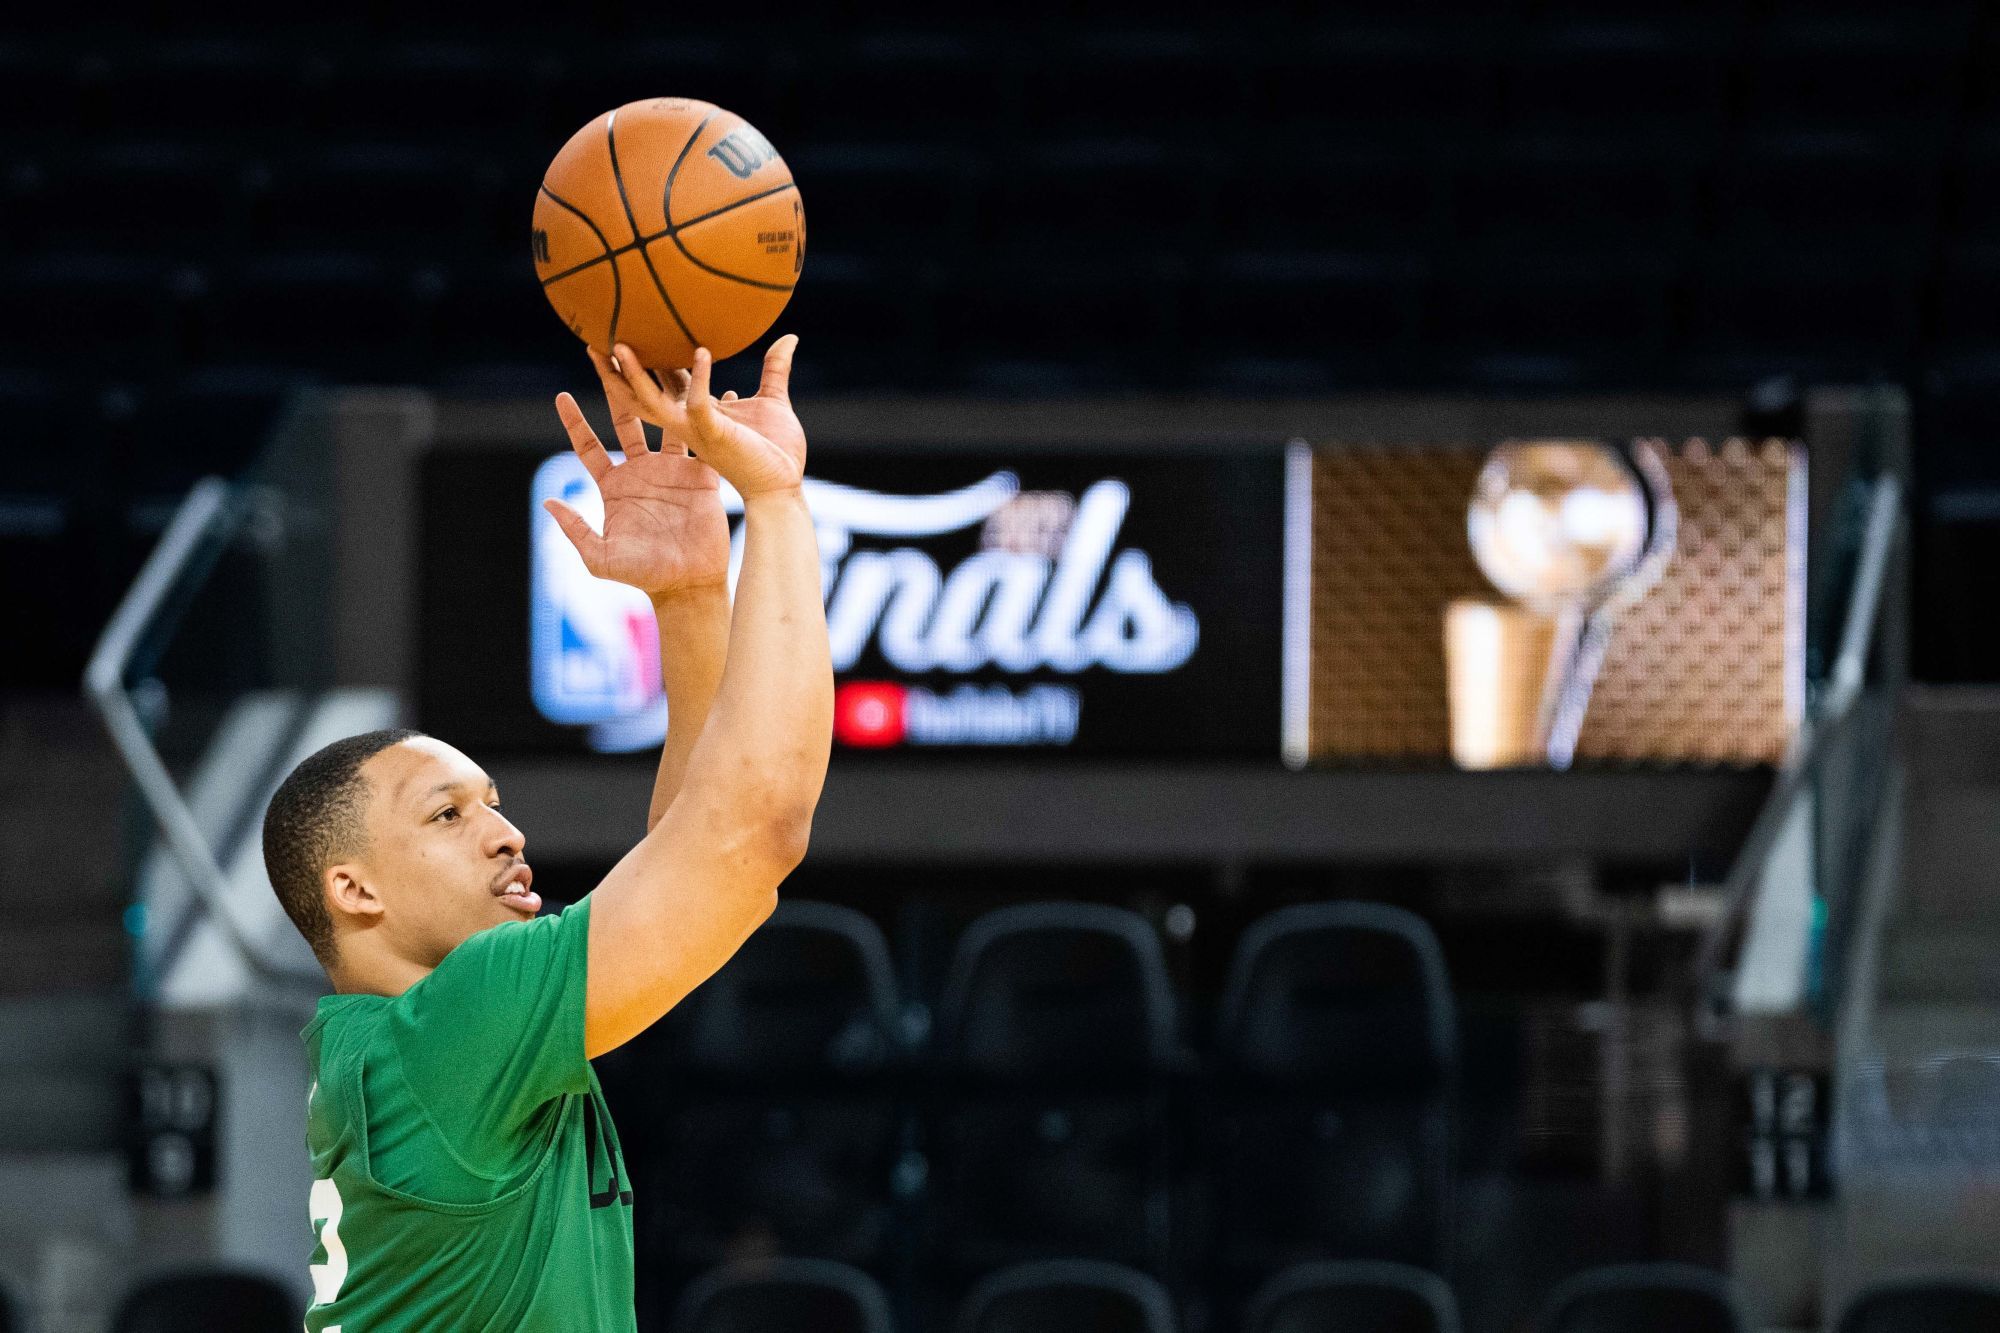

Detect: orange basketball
[532,98,804,370]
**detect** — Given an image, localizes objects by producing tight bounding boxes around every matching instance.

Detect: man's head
[262,730,539,978]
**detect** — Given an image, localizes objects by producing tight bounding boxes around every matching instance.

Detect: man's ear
[326,864,385,925]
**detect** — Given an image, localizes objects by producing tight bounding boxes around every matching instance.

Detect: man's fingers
[541,497,603,574]
[553,392,614,481]
[756,333,798,401]
[586,349,653,455]
[721,390,738,403]
[668,369,693,403]
[610,343,686,442]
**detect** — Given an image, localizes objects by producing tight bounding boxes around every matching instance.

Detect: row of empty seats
[37,1261,2000,1332]
[597,899,1455,1290]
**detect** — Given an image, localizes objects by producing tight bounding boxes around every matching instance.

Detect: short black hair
[262,728,425,964]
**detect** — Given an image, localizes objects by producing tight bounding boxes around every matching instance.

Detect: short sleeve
[385,897,592,1175]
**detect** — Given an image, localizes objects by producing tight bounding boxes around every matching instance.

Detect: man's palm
[573,450,730,594]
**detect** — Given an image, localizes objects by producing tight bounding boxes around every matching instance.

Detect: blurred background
[2,2,1997,1331]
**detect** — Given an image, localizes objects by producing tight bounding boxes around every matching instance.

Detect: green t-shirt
[300,896,635,1332]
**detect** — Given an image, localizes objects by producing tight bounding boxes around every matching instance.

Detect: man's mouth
[495,863,541,915]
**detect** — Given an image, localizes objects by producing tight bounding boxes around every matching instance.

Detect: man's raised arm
[574,336,833,1059]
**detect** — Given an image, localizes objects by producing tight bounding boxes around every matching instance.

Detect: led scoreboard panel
[418,446,1295,759]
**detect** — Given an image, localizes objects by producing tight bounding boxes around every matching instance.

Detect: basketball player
[265,335,831,1331]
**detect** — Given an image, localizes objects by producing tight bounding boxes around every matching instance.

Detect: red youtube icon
[834,681,908,748]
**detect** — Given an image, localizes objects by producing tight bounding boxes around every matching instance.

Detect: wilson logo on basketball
[531,228,551,264]
[707,127,779,180]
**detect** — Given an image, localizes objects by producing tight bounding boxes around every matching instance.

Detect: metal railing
[83,476,321,985]
[1694,473,1904,1038]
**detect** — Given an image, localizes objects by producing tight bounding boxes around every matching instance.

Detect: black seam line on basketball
[537,184,621,343]
[660,116,799,293]
[611,109,699,351]
[535,182,801,289]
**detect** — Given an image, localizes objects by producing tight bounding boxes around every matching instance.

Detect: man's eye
[434,806,457,823]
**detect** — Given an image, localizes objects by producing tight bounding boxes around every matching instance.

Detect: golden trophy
[1446,440,1677,770]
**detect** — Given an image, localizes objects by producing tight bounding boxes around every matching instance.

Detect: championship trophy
[1445,440,1678,770]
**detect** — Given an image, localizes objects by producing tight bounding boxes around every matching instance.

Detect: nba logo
[531,453,666,748]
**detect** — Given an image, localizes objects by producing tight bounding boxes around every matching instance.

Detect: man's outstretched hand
[609,335,807,498]
[542,348,732,600]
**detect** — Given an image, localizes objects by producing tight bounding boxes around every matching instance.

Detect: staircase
[0,693,139,1333]
[1834,687,2000,1304]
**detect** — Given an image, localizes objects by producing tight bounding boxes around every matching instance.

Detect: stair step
[1903,686,2000,785]
[1871,1002,2000,1058]
[1881,922,2000,1002]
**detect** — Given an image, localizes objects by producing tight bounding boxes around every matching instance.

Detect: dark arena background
[4,3,2000,1331]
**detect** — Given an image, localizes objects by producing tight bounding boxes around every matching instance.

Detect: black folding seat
[937,258,1181,392]
[927,904,1181,1275]
[12,143,250,258]
[787,143,980,261]
[1739,10,1973,139]
[1710,129,1945,258]
[1497,19,1734,145]
[1240,21,1499,153]
[0,255,179,369]
[1208,903,1457,1281]
[1932,240,2000,353]
[1191,250,1426,390]
[308,44,548,148]
[1460,132,1700,261]
[1836,1276,2000,1332]
[422,257,575,390]
[249,144,501,264]
[670,1258,894,1333]
[1530,1263,1745,1333]
[1244,1261,1460,1333]
[605,901,905,1277]
[954,1260,1176,1333]
[196,253,417,379]
[1209,142,1451,256]
[785,33,1006,149]
[780,253,936,393]
[983,138,1203,262]
[110,1269,301,1333]
[90,39,308,142]
[1684,248,1920,385]
[1020,30,1242,146]
[1435,251,1676,390]
[124,367,291,499]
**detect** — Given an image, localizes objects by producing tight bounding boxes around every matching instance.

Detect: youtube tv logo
[834,682,908,748]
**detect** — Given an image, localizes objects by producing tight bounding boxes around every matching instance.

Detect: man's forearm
[645,584,730,833]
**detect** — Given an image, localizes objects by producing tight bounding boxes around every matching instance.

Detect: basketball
[532,98,804,370]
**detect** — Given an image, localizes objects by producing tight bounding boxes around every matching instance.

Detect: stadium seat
[936,260,1182,392]
[194,253,418,379]
[88,39,308,141]
[953,1259,1176,1333]
[1243,1260,1461,1333]
[1530,1263,1746,1333]
[927,903,1182,1272]
[1191,250,1426,390]
[1435,251,1676,389]
[1496,19,1734,143]
[1685,248,1922,385]
[783,33,1002,149]
[778,253,938,392]
[307,44,549,148]
[10,143,251,257]
[1020,31,1241,144]
[611,900,906,1273]
[1836,1276,2000,1332]
[0,254,184,369]
[1212,143,1450,255]
[987,138,1201,261]
[1241,21,1498,152]
[109,1269,302,1333]
[669,1258,894,1333]
[1208,903,1458,1277]
[1738,12,1972,138]
[786,143,981,260]
[248,144,504,262]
